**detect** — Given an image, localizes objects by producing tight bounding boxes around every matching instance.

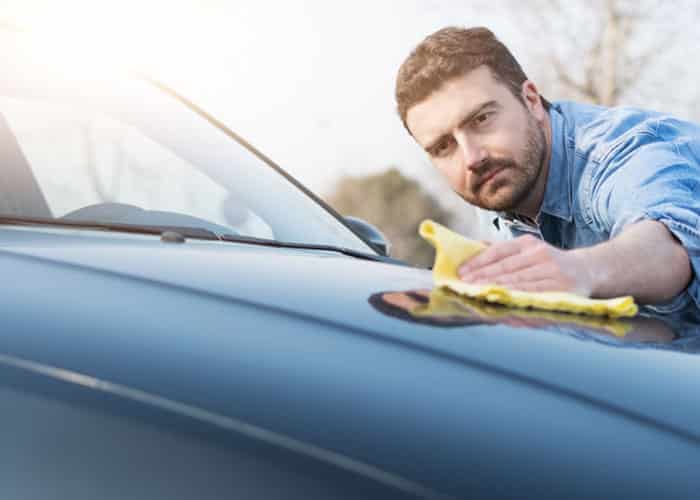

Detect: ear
[521,80,546,121]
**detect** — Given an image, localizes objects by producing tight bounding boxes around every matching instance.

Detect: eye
[431,137,454,158]
[472,112,493,127]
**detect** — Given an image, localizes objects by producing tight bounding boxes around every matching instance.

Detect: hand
[457,234,594,295]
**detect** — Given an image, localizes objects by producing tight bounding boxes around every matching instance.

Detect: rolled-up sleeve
[590,137,700,311]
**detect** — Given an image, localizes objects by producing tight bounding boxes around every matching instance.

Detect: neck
[513,112,552,221]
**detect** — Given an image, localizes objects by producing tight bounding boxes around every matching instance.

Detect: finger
[478,263,554,286]
[459,234,538,276]
[462,250,541,283]
[458,240,522,277]
[507,279,569,293]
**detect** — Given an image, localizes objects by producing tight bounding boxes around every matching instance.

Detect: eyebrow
[425,100,500,153]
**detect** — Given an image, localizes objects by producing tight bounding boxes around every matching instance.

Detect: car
[2,28,700,500]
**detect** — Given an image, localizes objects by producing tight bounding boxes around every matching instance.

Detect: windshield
[0,32,376,254]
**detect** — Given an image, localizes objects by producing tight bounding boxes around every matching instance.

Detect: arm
[574,219,691,303]
[458,219,692,304]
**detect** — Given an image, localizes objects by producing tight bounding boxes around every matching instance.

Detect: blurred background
[2,0,698,267]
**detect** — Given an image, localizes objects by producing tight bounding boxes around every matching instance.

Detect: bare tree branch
[552,57,595,101]
[504,0,688,107]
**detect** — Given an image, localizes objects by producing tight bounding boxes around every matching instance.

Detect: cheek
[483,130,521,158]
[433,158,463,188]
[486,114,529,157]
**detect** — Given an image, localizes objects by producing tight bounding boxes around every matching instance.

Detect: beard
[463,113,547,212]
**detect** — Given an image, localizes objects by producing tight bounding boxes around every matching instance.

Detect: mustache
[470,158,517,190]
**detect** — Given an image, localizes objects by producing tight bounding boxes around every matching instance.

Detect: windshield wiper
[220,233,407,265]
[0,216,407,262]
[0,216,221,241]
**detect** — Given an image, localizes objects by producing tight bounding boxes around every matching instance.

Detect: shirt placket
[501,218,544,240]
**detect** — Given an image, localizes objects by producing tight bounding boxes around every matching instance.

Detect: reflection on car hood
[3,225,700,442]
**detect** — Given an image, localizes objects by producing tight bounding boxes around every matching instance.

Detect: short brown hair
[395,27,529,130]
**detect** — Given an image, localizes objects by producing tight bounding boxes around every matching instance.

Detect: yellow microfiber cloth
[419,219,638,318]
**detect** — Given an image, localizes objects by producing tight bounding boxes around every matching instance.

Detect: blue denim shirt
[497,101,700,314]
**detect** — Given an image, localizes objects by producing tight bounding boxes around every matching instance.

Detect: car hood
[3,225,700,442]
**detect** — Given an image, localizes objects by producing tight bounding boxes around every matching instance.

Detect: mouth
[477,167,505,190]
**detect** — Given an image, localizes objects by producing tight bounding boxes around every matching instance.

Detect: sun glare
[4,1,227,84]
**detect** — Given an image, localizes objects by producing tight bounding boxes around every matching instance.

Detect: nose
[455,131,486,171]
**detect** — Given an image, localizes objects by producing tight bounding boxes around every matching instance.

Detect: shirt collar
[539,103,573,223]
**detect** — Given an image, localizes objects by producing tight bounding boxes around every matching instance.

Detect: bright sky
[1,0,698,237]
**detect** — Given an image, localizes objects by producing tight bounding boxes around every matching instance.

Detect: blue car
[2,29,700,500]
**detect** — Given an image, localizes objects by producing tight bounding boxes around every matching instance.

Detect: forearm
[573,220,692,303]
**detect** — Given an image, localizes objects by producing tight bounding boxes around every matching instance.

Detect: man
[395,26,699,312]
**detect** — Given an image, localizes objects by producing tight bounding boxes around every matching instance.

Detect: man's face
[405,66,547,212]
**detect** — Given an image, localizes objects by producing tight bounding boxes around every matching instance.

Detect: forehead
[406,66,510,146]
